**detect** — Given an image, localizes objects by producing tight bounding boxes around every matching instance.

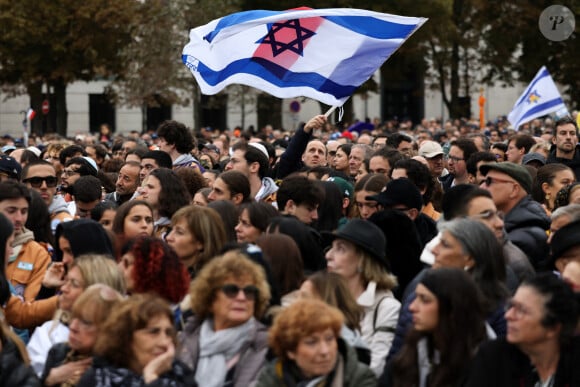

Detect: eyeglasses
[471,209,504,221]
[484,176,516,187]
[504,299,532,319]
[23,176,58,188]
[62,169,80,177]
[445,155,464,162]
[220,284,259,300]
[328,151,337,157]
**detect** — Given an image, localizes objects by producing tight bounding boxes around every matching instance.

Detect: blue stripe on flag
[206,10,417,42]
[208,10,285,41]
[515,67,549,107]
[183,55,357,99]
[324,16,416,39]
[518,98,565,123]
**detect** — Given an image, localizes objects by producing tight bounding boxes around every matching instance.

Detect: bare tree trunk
[54,78,68,137]
[141,103,147,133]
[27,81,43,136]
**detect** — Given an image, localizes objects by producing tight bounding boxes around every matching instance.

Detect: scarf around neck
[195,317,255,387]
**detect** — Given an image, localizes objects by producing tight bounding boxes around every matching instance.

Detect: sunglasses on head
[220,284,259,300]
[23,176,58,188]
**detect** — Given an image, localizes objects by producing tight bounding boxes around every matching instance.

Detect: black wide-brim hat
[325,219,388,269]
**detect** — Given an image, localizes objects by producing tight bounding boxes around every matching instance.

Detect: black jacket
[78,356,196,387]
[41,342,72,384]
[503,196,550,271]
[546,144,580,181]
[0,337,40,387]
[466,338,580,387]
[275,124,312,179]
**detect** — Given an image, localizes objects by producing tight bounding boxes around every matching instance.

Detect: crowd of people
[0,113,579,386]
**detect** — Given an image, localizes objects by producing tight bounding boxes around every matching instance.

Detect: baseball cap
[522,152,546,166]
[418,141,444,158]
[327,177,354,199]
[203,143,220,154]
[0,155,22,180]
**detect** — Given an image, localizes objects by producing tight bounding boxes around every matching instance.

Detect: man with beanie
[480,162,550,270]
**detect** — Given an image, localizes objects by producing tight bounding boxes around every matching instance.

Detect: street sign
[42,100,49,115]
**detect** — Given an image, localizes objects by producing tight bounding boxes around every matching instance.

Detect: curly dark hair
[156,120,195,154]
[123,236,190,303]
[148,168,191,218]
[174,167,207,199]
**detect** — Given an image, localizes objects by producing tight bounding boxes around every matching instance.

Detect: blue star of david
[257,19,316,57]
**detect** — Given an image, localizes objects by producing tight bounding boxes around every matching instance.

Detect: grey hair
[552,203,580,223]
[351,144,374,160]
[438,218,497,260]
[438,218,508,310]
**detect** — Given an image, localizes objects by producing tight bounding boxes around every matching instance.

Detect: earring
[463,265,471,271]
[545,193,551,201]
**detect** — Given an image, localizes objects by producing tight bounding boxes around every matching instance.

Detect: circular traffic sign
[42,100,49,115]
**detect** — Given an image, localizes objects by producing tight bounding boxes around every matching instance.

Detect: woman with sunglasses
[467,273,580,386]
[177,251,271,387]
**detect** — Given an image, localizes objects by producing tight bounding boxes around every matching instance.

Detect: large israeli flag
[182,7,426,106]
[508,66,569,130]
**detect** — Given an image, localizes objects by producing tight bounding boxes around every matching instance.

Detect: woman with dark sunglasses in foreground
[177,251,272,387]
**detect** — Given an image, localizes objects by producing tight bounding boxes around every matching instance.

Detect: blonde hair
[358,249,398,291]
[73,254,126,294]
[55,254,125,327]
[71,284,123,332]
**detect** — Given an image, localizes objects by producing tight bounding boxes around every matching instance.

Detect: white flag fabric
[182,7,426,106]
[508,66,568,130]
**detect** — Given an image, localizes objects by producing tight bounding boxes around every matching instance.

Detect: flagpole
[324,106,337,118]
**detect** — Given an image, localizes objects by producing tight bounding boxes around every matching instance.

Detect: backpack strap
[373,295,396,334]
